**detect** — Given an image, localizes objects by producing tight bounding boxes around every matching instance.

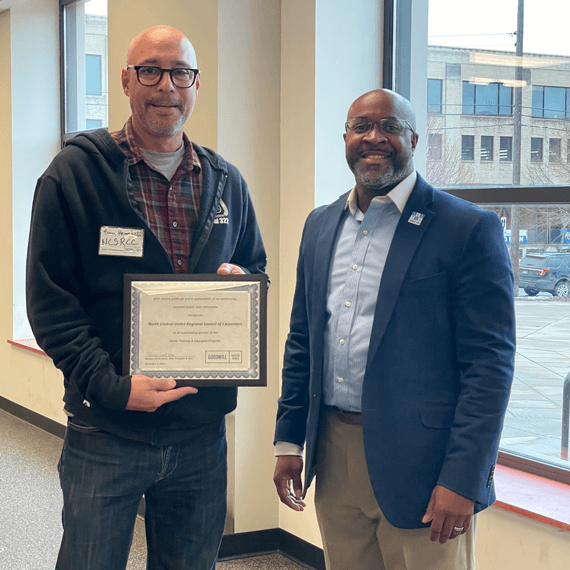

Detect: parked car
[519,253,570,296]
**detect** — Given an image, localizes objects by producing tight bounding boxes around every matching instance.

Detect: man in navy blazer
[273,89,515,570]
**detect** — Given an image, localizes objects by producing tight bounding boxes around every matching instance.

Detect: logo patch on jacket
[214,199,229,225]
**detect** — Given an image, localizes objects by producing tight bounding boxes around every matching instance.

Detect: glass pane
[63,0,108,134]
[461,135,474,160]
[475,83,499,115]
[500,136,513,162]
[479,203,570,471]
[499,84,513,115]
[427,0,570,188]
[531,137,543,162]
[427,79,442,113]
[544,87,566,119]
[462,82,474,115]
[550,138,562,163]
[481,135,493,161]
[532,86,544,118]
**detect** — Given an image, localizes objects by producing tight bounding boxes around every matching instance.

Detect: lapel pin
[408,212,425,226]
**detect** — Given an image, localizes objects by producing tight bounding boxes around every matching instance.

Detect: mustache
[146,99,181,108]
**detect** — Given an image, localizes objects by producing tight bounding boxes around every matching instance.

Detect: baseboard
[0,397,325,569]
[0,395,66,438]
[219,528,325,570]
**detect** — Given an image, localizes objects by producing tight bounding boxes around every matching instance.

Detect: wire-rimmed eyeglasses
[127,65,200,88]
[345,117,414,136]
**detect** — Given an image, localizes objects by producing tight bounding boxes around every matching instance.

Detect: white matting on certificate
[123,274,267,386]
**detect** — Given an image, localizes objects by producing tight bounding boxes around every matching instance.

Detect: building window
[462,81,512,116]
[86,119,102,129]
[499,137,512,162]
[61,0,108,141]
[427,133,443,161]
[531,138,543,162]
[549,138,562,163]
[86,54,102,95]
[532,86,570,119]
[427,79,442,113]
[481,136,493,161]
[461,135,475,160]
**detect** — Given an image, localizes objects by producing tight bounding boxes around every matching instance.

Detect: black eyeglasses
[127,65,200,88]
[345,117,414,136]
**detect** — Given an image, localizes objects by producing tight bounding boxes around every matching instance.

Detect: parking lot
[502,294,570,467]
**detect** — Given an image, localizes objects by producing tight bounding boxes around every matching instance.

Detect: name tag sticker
[99,226,144,257]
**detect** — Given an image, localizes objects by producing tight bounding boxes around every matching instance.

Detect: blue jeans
[56,417,227,570]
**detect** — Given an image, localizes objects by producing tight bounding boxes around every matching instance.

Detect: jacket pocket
[419,404,456,429]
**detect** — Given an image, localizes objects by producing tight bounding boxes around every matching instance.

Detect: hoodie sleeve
[26,173,131,411]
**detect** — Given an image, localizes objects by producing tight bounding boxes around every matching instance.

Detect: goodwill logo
[214,199,229,225]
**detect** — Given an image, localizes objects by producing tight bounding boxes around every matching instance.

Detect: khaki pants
[314,409,476,570]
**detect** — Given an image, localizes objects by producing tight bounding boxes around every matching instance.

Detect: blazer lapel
[366,176,435,365]
[310,195,348,353]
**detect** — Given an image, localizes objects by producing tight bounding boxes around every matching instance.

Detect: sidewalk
[501,296,570,468]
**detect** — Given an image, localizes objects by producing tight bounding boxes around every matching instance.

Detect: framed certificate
[123,274,267,386]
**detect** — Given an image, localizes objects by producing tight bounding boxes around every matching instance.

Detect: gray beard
[353,162,405,190]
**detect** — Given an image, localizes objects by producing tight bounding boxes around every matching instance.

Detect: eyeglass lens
[137,66,196,88]
[346,118,407,135]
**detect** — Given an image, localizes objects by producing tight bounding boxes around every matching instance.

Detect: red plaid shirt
[110,118,202,273]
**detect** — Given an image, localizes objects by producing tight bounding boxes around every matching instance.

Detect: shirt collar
[346,170,417,215]
[111,117,201,173]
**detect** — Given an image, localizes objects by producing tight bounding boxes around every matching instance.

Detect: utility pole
[510,0,524,294]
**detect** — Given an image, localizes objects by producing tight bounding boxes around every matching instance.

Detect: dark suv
[519,253,570,296]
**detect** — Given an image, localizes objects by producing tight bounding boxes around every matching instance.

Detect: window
[461,135,474,160]
[531,138,543,162]
[394,0,570,483]
[462,81,512,116]
[427,79,442,113]
[532,86,570,119]
[500,137,512,162]
[61,0,108,141]
[86,119,102,129]
[550,138,562,163]
[481,136,493,161]
[86,54,102,95]
[427,133,443,161]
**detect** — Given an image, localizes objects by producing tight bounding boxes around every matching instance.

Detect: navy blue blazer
[275,174,516,529]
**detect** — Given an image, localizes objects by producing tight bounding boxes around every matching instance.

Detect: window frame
[481,135,494,161]
[531,137,544,162]
[59,0,108,145]
[462,81,513,116]
[532,85,570,119]
[427,78,442,113]
[461,134,475,161]
[385,0,570,486]
[550,137,562,163]
[500,136,513,162]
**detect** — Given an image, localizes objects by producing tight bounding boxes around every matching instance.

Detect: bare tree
[425,115,475,188]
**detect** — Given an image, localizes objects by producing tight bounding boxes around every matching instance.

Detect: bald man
[273,89,515,570]
[27,26,266,570]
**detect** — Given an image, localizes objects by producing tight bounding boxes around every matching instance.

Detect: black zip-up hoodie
[26,129,267,445]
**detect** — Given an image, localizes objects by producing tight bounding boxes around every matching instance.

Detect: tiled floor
[0,409,304,570]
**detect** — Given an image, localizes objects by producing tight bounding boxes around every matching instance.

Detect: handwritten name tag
[99,226,144,257]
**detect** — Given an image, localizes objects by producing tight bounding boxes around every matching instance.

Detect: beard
[351,157,413,191]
